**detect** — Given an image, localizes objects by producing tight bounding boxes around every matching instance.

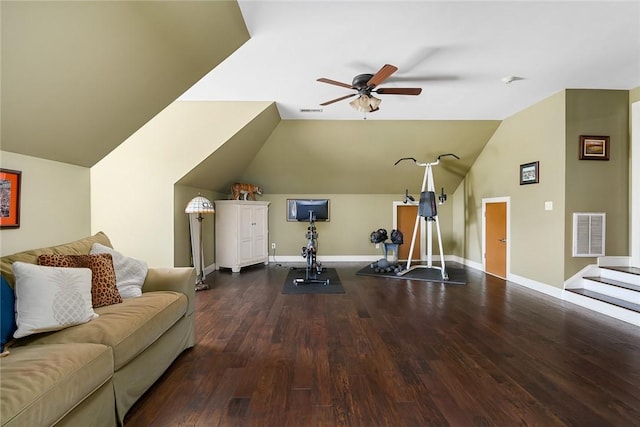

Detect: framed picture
[519,161,539,185]
[579,135,609,160]
[0,169,22,228]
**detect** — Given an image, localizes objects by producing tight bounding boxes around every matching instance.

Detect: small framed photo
[579,135,609,160]
[0,169,22,228]
[519,161,539,185]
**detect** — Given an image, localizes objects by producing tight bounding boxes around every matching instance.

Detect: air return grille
[572,213,606,257]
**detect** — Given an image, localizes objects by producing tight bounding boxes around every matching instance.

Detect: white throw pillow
[90,243,147,298]
[12,262,98,339]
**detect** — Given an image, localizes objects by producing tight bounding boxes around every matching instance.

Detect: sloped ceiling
[2,1,638,196]
[238,120,500,195]
[1,0,249,167]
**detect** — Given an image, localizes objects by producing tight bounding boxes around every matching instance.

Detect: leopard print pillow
[37,254,122,308]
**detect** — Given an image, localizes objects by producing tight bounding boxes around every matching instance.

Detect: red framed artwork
[1,169,21,228]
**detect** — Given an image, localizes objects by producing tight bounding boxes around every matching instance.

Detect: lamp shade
[349,94,382,113]
[185,195,215,214]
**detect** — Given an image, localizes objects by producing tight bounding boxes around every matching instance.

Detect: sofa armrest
[142,267,196,316]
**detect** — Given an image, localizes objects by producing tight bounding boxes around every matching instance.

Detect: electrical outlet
[271,242,276,250]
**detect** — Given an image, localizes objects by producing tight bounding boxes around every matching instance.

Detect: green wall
[459,91,567,286]
[564,89,630,276]
[258,193,455,258]
[457,89,630,288]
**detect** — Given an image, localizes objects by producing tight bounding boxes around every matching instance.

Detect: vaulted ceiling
[2,1,639,195]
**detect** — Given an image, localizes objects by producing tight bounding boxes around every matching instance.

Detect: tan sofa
[0,232,196,426]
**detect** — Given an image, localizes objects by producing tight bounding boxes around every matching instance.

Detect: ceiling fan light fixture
[318,64,420,112]
[349,94,382,113]
[369,95,381,110]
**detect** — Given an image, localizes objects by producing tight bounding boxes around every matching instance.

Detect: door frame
[482,196,510,278]
[393,201,426,260]
[631,101,639,267]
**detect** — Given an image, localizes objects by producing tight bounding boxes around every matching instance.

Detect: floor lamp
[185,195,215,291]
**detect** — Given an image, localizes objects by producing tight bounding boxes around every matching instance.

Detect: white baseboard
[507,272,564,299]
[449,255,483,271]
[204,263,216,275]
[269,254,468,264]
[270,255,381,263]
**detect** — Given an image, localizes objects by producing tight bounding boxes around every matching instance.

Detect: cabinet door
[238,206,254,262]
[252,206,268,260]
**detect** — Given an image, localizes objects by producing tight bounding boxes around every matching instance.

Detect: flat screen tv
[294,199,329,222]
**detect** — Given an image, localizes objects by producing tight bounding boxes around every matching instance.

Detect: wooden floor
[124,263,640,426]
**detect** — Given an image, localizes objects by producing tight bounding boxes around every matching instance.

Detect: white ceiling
[179,1,640,120]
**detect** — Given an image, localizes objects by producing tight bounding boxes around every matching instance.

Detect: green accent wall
[564,89,629,277]
[457,89,630,288]
[259,193,455,258]
[459,91,566,286]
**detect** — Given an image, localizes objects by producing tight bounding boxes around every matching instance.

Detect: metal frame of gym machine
[395,153,459,280]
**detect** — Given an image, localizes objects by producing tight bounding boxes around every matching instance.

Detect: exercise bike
[293,211,329,286]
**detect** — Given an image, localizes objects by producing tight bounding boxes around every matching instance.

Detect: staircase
[565,266,640,326]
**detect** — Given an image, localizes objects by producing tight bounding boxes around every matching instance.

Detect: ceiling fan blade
[375,87,422,95]
[320,93,356,106]
[317,78,353,89]
[367,64,398,88]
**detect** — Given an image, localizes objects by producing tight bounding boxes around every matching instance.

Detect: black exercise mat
[356,264,467,285]
[282,268,345,294]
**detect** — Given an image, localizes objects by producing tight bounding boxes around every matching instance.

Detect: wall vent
[572,212,606,257]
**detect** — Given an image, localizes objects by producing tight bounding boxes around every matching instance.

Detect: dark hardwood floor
[124,263,640,426]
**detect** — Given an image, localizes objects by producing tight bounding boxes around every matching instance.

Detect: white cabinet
[214,200,270,273]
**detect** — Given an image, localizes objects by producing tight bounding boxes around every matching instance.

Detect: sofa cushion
[12,262,99,339]
[0,343,113,427]
[17,291,187,370]
[38,254,122,308]
[90,243,147,299]
[0,232,113,287]
[0,275,17,354]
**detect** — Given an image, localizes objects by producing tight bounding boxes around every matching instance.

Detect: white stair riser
[583,280,640,304]
[600,269,640,286]
[564,291,640,327]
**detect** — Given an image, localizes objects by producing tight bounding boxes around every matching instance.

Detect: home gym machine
[293,209,330,286]
[394,153,459,280]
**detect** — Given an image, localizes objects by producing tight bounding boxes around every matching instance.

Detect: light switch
[545,201,553,211]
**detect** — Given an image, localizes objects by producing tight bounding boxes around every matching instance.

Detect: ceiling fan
[317,64,422,113]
